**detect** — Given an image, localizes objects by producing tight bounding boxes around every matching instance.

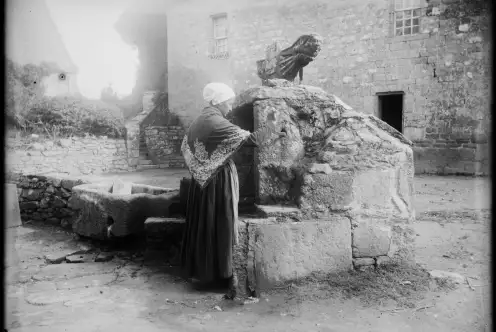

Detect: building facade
[166,0,491,175]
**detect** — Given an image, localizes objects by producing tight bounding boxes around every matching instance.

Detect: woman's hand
[266,120,287,138]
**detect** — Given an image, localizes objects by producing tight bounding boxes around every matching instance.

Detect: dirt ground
[5,174,491,332]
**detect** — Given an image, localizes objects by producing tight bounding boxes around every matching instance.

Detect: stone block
[308,163,332,174]
[144,217,185,238]
[22,188,44,200]
[52,197,67,208]
[246,218,352,292]
[351,169,394,210]
[255,205,301,221]
[5,183,22,228]
[60,178,86,191]
[353,257,375,269]
[301,172,355,211]
[19,201,39,210]
[375,255,391,266]
[388,224,416,263]
[352,220,392,258]
[45,249,84,264]
[66,254,94,263]
[403,127,425,141]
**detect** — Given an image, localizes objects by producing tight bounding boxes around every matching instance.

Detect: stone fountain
[228,34,415,296]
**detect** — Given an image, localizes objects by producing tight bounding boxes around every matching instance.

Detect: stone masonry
[231,84,416,291]
[144,126,186,168]
[166,0,491,175]
[6,135,132,176]
[7,174,90,229]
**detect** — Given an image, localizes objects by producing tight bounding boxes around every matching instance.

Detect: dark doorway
[377,92,404,133]
[228,104,257,213]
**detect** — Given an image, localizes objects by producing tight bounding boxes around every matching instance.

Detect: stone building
[164,0,491,175]
[6,0,80,97]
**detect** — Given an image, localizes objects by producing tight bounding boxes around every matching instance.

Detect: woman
[180,82,283,299]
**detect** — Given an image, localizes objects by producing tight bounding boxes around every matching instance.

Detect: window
[394,0,422,36]
[211,14,228,57]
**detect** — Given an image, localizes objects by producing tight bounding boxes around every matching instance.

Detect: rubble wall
[7,135,132,176]
[144,126,186,167]
[7,174,89,229]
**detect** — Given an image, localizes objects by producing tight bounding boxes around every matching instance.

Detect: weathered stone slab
[246,218,352,292]
[352,220,392,258]
[144,217,185,235]
[376,255,391,266]
[112,179,133,195]
[45,249,85,264]
[353,257,375,270]
[255,205,301,221]
[300,172,355,211]
[5,183,22,228]
[66,254,95,263]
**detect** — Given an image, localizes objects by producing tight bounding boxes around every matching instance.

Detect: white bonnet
[203,82,235,105]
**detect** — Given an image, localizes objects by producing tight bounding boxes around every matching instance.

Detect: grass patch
[275,263,457,308]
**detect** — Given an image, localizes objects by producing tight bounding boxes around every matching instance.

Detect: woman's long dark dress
[180,140,260,283]
[180,114,267,284]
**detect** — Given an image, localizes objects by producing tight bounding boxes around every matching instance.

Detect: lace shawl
[181,107,251,189]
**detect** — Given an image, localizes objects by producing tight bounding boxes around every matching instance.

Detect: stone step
[145,217,186,251]
[138,159,154,165]
[255,204,302,221]
[136,164,160,170]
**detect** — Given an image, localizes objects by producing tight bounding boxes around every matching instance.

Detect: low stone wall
[413,141,490,175]
[7,174,90,229]
[6,135,133,176]
[144,126,186,168]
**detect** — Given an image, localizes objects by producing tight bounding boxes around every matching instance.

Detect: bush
[5,59,48,126]
[5,58,126,139]
[23,97,126,139]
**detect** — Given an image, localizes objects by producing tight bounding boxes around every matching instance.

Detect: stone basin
[70,182,180,240]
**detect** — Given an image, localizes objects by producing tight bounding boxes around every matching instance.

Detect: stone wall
[6,135,133,176]
[7,174,89,229]
[144,126,186,167]
[167,0,491,175]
